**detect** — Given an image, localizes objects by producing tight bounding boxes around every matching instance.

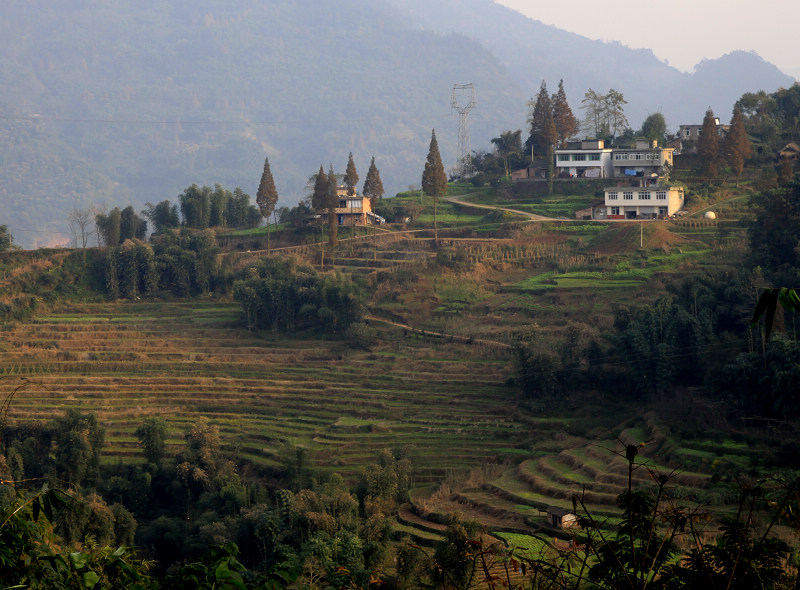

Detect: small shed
[546,506,579,529]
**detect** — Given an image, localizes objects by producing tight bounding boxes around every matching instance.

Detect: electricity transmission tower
[451,83,477,177]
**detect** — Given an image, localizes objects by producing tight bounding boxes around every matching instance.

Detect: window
[614,153,627,160]
[557,154,570,161]
[656,191,667,200]
[623,191,634,200]
[640,192,650,200]
[685,129,690,137]
[607,191,618,200]
[572,154,586,161]
[659,207,667,216]
[589,153,601,161]
[610,207,620,215]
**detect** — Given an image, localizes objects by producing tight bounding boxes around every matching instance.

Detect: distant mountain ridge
[388,0,795,125]
[0,0,793,247]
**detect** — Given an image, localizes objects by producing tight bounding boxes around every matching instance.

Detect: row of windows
[608,191,670,200]
[614,152,661,161]
[557,153,602,162]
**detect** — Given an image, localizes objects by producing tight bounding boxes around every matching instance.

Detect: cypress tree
[527,81,557,154]
[698,108,720,179]
[256,156,279,252]
[528,81,557,194]
[723,105,750,185]
[421,129,447,242]
[311,165,328,212]
[552,79,577,148]
[344,152,359,196]
[362,156,384,211]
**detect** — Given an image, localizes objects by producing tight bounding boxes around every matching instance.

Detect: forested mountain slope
[0,0,525,247]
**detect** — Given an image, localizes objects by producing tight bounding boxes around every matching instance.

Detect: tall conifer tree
[723,105,751,185]
[698,108,720,178]
[527,81,556,155]
[344,152,359,196]
[552,79,577,148]
[528,81,557,194]
[421,129,447,242]
[362,156,384,211]
[256,157,279,253]
[311,165,328,212]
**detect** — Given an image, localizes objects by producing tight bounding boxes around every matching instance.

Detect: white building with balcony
[554,139,613,178]
[611,139,675,178]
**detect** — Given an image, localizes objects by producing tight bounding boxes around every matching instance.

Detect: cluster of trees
[95,206,148,247]
[233,255,361,334]
[0,406,418,587]
[736,83,800,159]
[579,88,629,142]
[696,105,752,181]
[73,184,264,249]
[105,229,221,299]
[174,184,263,232]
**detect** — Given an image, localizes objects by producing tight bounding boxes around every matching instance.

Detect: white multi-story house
[602,182,684,220]
[554,139,613,178]
[611,139,675,178]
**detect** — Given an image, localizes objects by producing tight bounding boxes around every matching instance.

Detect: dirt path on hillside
[443,193,558,221]
[363,314,510,350]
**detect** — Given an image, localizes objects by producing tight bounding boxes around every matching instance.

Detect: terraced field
[0,300,537,482]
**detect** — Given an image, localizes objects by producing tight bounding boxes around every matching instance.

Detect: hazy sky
[495,0,799,80]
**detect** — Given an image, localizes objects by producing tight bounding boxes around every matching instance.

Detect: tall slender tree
[311,164,328,212]
[581,88,608,139]
[723,105,751,185]
[605,89,629,139]
[362,156,384,211]
[256,156,279,252]
[528,81,557,194]
[527,81,556,155]
[326,164,338,252]
[344,152,359,196]
[552,79,577,148]
[698,107,721,178]
[421,129,447,243]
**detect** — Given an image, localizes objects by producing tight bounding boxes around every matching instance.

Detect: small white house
[605,182,684,220]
